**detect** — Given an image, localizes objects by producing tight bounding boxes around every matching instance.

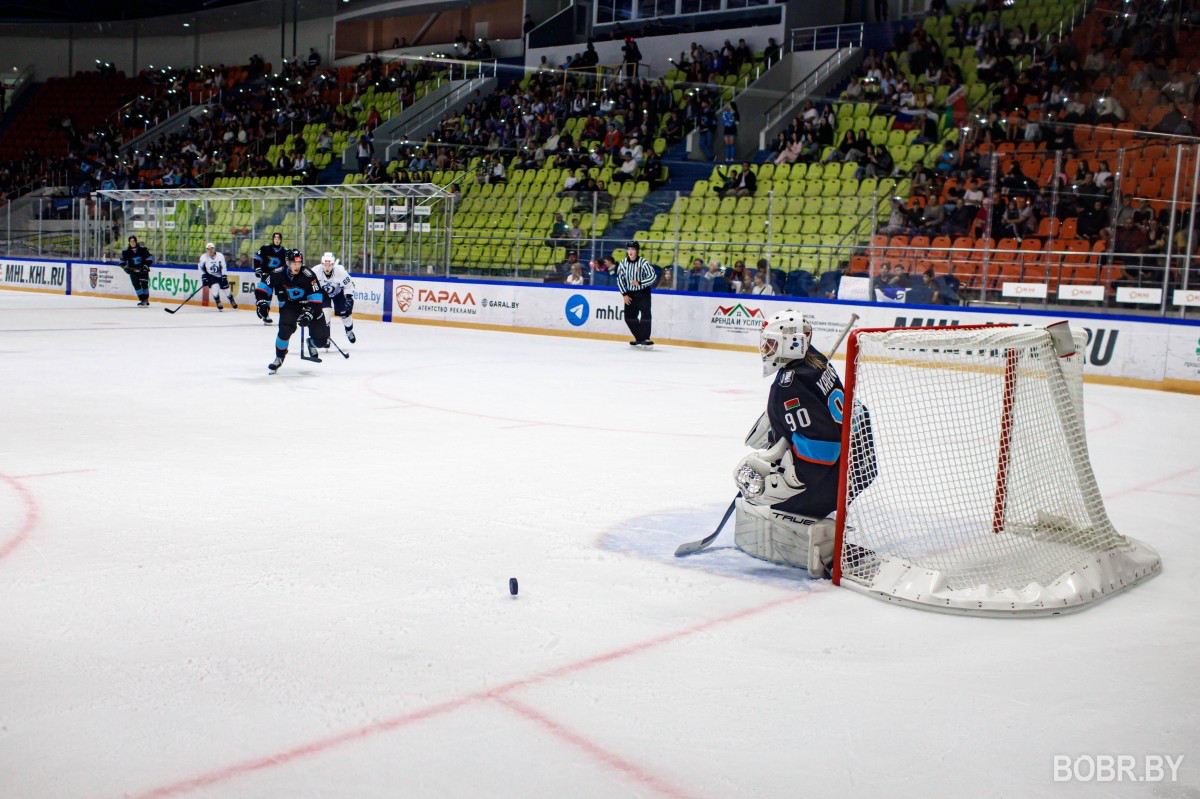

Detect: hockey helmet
[759,309,812,377]
[321,252,335,267]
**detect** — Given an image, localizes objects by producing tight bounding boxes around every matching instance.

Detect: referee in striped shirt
[616,241,658,349]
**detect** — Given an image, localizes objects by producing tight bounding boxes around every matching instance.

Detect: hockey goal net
[832,324,1160,616]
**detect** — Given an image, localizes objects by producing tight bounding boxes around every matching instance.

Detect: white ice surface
[1,291,1197,799]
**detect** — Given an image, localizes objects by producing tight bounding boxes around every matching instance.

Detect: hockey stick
[676,314,862,558]
[829,312,860,357]
[327,336,350,359]
[674,496,738,557]
[163,285,204,314]
[299,334,323,363]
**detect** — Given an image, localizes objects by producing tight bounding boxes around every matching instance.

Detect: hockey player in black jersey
[254,249,332,374]
[732,310,875,577]
[252,232,288,324]
[119,235,154,306]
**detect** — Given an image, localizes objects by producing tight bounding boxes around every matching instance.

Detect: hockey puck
[509,577,518,597]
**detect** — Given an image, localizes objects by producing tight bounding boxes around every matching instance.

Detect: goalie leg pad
[734,498,835,578]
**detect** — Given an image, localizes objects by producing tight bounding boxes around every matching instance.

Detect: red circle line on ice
[0,472,37,563]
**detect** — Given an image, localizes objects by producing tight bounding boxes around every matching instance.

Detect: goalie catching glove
[733,437,807,506]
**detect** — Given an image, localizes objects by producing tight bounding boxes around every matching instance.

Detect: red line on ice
[495,695,695,799]
[0,472,37,562]
[1104,464,1200,501]
[123,593,804,799]
[12,468,97,480]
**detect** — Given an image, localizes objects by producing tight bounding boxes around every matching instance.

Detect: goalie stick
[676,312,861,558]
[673,497,738,557]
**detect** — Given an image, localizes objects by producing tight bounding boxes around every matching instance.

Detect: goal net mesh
[839,326,1127,594]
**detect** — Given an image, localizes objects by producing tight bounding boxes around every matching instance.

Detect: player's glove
[340,295,355,317]
[298,306,316,326]
[255,300,270,321]
[733,438,805,505]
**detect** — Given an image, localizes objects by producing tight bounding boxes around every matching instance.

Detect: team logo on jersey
[564,294,589,326]
[89,267,98,289]
[779,370,794,387]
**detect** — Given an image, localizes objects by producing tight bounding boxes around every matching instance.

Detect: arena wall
[6,258,1200,393]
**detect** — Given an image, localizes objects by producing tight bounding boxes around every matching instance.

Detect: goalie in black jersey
[732,310,875,577]
[254,249,332,374]
[252,232,288,324]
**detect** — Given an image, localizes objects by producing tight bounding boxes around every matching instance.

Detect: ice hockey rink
[2,290,1198,799]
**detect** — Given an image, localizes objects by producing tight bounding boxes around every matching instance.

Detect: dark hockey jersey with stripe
[766,350,846,517]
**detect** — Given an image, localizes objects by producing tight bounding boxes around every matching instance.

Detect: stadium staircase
[603,143,710,249]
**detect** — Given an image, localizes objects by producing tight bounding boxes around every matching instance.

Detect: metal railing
[789,23,864,53]
[115,88,219,138]
[382,60,498,162]
[760,47,861,147]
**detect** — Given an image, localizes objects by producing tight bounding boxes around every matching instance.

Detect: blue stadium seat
[816,270,842,297]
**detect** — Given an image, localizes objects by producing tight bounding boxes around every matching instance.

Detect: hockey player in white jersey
[314,252,356,343]
[198,243,237,311]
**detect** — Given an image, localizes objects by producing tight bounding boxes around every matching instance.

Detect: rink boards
[4,256,1199,393]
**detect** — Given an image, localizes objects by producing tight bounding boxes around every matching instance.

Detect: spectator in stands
[567,217,585,242]
[720,101,739,163]
[773,135,801,166]
[763,38,781,64]
[565,261,586,285]
[857,144,894,179]
[556,250,581,279]
[728,260,748,293]
[692,100,716,162]
[882,197,913,235]
[602,123,623,155]
[934,143,960,176]
[1096,94,1126,123]
[356,137,372,173]
[1077,199,1107,242]
[751,271,775,295]
[613,153,639,183]
[546,213,568,247]
[701,260,723,289]
[825,131,859,164]
[920,197,947,233]
[1003,195,1035,241]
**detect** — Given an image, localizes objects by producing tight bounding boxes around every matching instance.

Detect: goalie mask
[759,310,812,377]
